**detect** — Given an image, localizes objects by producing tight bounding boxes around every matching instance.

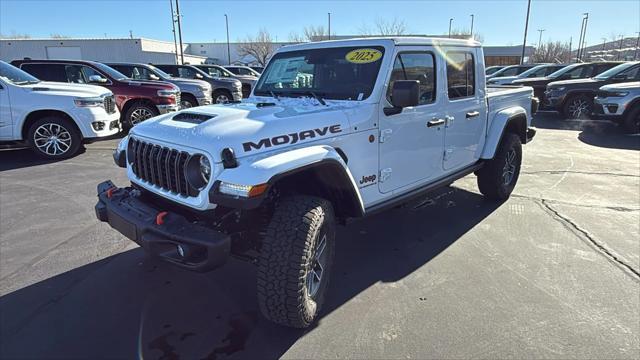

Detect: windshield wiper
[306,91,326,106]
[269,90,279,100]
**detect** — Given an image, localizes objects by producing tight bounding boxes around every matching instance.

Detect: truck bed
[486,85,534,132]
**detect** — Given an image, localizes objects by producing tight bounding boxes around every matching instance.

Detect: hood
[233,74,259,81]
[211,77,241,85]
[489,76,518,82]
[130,97,368,162]
[123,79,178,90]
[169,77,211,89]
[25,81,111,97]
[547,78,597,88]
[599,81,640,91]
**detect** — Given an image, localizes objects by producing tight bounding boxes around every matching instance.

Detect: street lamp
[537,29,545,48]
[449,18,453,38]
[224,14,231,65]
[328,13,331,40]
[520,0,532,64]
[470,14,474,38]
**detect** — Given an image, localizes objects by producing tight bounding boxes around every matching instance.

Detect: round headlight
[199,156,211,183]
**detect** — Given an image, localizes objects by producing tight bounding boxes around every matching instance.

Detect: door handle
[466,111,480,119]
[427,118,446,127]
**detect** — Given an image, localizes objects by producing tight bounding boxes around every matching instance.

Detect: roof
[280,36,481,52]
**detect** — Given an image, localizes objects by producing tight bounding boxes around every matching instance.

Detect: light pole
[470,14,474,38]
[328,13,331,40]
[601,37,607,51]
[169,0,179,63]
[449,18,453,38]
[635,32,640,60]
[520,0,531,64]
[537,29,545,48]
[175,0,185,65]
[224,14,231,65]
[617,34,624,60]
[576,14,586,61]
[579,13,589,61]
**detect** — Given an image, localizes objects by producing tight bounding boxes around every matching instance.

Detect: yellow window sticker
[345,49,383,64]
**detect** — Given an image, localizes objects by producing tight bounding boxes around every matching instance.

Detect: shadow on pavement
[0,187,500,359]
[0,148,79,172]
[533,112,639,151]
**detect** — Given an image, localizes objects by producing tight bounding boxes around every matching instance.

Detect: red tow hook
[106,186,118,199]
[156,211,169,226]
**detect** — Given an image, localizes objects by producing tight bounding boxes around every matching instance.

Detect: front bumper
[543,91,566,109]
[232,90,243,102]
[592,102,624,122]
[526,127,536,143]
[197,96,213,106]
[95,180,230,272]
[157,104,180,114]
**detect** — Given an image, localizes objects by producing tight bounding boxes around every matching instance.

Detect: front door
[442,49,486,170]
[378,49,446,193]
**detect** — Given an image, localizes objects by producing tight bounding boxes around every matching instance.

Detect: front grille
[242,84,251,98]
[129,137,193,197]
[104,95,116,114]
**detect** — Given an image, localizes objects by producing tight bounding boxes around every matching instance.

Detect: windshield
[594,62,638,80]
[254,46,385,100]
[200,65,234,78]
[147,65,172,79]
[243,67,261,76]
[93,62,128,80]
[518,64,554,78]
[547,63,581,79]
[0,60,40,85]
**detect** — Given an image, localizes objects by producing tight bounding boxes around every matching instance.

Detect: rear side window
[177,67,198,79]
[20,63,67,82]
[500,67,519,76]
[110,65,133,77]
[446,52,475,99]
[158,65,179,77]
[387,52,436,105]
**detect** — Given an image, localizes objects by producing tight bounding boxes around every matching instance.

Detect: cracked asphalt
[1,112,639,359]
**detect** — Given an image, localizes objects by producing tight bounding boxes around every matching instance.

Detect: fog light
[177,245,185,257]
[91,121,105,131]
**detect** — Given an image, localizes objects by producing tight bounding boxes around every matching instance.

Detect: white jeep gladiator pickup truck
[96,37,537,328]
[0,61,120,159]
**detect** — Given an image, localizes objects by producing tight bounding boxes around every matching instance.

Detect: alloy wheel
[130,108,154,125]
[568,99,590,119]
[215,94,230,104]
[306,233,328,298]
[502,148,517,186]
[181,100,194,109]
[33,123,72,156]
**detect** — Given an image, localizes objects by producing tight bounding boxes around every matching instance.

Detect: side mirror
[195,73,204,79]
[611,74,628,81]
[88,75,107,83]
[148,73,160,81]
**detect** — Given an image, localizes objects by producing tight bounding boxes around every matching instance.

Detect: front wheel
[124,102,159,128]
[622,106,640,134]
[476,133,522,201]
[27,116,82,160]
[180,94,198,109]
[257,195,336,328]
[563,95,593,119]
[212,89,232,104]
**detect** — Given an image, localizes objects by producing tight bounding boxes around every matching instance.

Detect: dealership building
[0,37,533,67]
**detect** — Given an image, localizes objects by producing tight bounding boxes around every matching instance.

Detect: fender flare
[210,145,365,217]
[481,106,528,159]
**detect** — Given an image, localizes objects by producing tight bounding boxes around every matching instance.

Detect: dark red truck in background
[11,59,180,127]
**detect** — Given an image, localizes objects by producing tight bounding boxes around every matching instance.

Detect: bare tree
[237,28,275,67]
[359,17,407,36]
[0,31,31,39]
[50,33,70,39]
[447,28,484,42]
[531,41,571,63]
[289,25,329,43]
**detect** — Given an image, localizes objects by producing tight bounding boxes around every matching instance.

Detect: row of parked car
[485,61,640,133]
[0,59,262,159]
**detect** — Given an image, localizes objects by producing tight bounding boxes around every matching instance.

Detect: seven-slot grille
[129,137,193,197]
[103,95,116,114]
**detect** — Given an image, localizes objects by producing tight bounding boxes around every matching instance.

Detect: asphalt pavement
[0,112,638,359]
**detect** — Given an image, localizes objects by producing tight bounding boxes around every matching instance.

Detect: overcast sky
[1,0,638,46]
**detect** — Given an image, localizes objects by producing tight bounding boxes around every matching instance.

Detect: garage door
[46,46,82,60]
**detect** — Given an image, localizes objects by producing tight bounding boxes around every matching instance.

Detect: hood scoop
[172,112,217,124]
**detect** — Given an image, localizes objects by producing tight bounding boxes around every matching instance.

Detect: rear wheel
[257,195,336,328]
[476,133,522,201]
[563,94,593,119]
[27,116,82,160]
[622,105,640,134]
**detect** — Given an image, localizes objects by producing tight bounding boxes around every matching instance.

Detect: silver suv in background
[194,64,257,98]
[154,64,242,104]
[107,63,212,109]
[593,81,640,133]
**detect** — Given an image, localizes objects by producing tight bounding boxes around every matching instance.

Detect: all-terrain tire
[477,133,522,201]
[257,195,336,328]
[622,105,640,134]
[27,116,82,160]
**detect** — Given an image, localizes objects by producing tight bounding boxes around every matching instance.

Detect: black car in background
[513,62,622,104]
[485,65,505,75]
[486,64,537,79]
[544,61,640,118]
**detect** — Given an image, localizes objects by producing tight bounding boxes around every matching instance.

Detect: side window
[159,66,178,77]
[80,66,105,82]
[618,65,640,80]
[64,65,85,83]
[565,66,586,79]
[177,67,196,78]
[387,52,436,105]
[501,67,518,76]
[132,66,154,80]
[111,65,132,77]
[595,64,614,75]
[446,52,475,99]
[21,64,67,82]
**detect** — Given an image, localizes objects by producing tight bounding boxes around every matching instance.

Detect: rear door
[0,80,12,139]
[378,47,446,193]
[442,48,487,171]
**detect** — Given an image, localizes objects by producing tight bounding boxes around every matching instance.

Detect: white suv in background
[0,61,120,159]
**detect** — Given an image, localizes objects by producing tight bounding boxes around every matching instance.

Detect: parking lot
[0,112,638,359]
